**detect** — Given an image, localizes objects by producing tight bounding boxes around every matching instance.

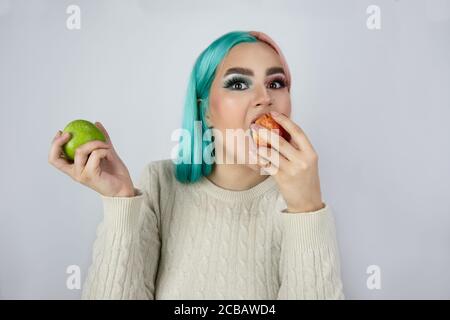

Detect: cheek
[274,93,291,117]
[210,94,248,129]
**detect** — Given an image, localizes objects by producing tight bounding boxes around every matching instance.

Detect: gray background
[0,0,449,299]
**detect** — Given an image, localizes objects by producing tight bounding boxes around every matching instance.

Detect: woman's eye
[224,77,250,91]
[224,76,286,91]
[269,82,280,89]
[270,82,280,89]
[268,79,286,89]
[231,82,249,90]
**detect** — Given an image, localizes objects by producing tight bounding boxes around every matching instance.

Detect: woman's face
[206,41,292,170]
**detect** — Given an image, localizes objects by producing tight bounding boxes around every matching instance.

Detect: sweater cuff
[280,204,336,251]
[100,187,144,234]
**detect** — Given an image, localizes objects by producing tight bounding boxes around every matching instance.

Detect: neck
[207,164,269,191]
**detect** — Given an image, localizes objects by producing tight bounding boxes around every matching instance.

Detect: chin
[246,163,261,172]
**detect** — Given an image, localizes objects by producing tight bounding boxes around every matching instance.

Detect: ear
[204,109,213,128]
[198,99,213,128]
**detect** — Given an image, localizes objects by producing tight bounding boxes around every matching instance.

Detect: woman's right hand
[48,122,136,197]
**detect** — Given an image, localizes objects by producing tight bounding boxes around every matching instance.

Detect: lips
[250,113,290,147]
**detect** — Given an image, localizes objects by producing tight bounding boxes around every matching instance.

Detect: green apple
[62,119,106,161]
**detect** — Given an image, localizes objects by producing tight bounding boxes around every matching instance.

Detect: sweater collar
[195,174,278,203]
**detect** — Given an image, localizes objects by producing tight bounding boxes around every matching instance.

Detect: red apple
[252,113,291,147]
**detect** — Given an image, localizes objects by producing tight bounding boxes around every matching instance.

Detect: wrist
[286,201,325,213]
[114,186,136,198]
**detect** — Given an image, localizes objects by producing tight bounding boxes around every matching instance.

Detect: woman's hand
[250,111,324,213]
[48,122,135,197]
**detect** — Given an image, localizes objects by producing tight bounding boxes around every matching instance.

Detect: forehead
[217,42,283,75]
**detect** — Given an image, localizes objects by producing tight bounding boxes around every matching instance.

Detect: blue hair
[174,31,258,183]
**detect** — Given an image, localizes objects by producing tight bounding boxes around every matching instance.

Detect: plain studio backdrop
[0,0,449,299]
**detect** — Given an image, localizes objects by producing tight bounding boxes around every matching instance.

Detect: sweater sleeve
[276,204,345,300]
[81,164,161,299]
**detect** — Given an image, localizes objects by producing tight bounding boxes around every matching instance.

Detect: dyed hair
[174,30,292,183]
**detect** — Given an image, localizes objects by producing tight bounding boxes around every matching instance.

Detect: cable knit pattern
[81,159,345,300]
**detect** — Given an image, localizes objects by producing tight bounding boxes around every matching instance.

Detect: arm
[276,204,345,300]
[81,164,161,299]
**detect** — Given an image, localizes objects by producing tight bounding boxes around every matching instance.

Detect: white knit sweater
[81,159,345,300]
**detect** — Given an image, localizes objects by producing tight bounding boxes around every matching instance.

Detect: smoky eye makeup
[223,74,287,91]
[223,75,252,90]
[265,74,287,89]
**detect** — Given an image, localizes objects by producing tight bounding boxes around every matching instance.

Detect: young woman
[49,30,345,299]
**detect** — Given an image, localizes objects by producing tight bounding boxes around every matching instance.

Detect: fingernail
[270,110,280,117]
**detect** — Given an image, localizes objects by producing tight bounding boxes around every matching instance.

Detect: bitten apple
[251,113,291,147]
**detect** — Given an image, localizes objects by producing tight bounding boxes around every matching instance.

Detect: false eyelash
[223,75,250,89]
[267,76,287,89]
[223,75,287,90]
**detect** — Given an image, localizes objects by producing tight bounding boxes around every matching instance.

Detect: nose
[253,84,272,108]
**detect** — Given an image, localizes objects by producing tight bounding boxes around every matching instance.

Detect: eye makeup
[223,75,252,90]
[265,75,287,89]
[222,73,287,91]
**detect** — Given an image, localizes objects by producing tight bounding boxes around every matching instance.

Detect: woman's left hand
[250,111,325,213]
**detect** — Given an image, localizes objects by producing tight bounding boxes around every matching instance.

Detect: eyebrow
[223,67,285,78]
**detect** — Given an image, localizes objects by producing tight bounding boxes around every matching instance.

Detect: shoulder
[138,158,177,189]
[135,159,180,215]
[148,158,176,181]
[139,159,182,193]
